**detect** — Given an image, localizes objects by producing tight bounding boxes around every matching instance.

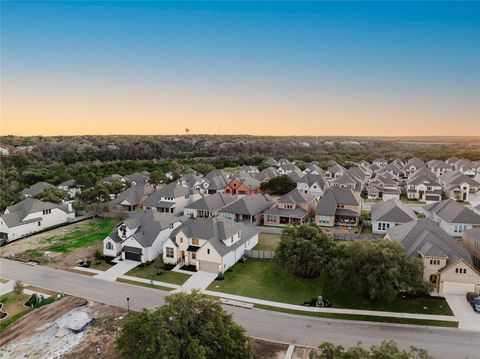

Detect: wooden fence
[245,249,274,259]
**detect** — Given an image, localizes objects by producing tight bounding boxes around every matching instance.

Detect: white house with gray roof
[103,209,182,263]
[162,217,259,273]
[184,193,237,219]
[58,179,81,199]
[21,182,56,198]
[406,168,442,203]
[110,185,154,212]
[296,173,328,199]
[439,171,480,202]
[144,183,201,214]
[0,198,75,243]
[386,218,480,295]
[371,199,417,234]
[424,199,480,237]
[220,193,275,224]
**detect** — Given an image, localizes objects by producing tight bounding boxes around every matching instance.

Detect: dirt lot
[0,219,95,258]
[251,338,289,358]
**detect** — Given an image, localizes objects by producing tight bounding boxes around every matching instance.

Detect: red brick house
[225,176,261,196]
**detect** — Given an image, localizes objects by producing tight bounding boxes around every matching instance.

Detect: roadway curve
[1,259,479,359]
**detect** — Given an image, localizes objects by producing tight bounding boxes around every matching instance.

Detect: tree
[149,170,167,186]
[13,280,24,296]
[310,340,434,359]
[34,187,66,204]
[192,163,216,176]
[108,178,125,195]
[275,224,334,278]
[325,240,431,301]
[260,175,296,195]
[117,291,251,359]
[75,172,98,189]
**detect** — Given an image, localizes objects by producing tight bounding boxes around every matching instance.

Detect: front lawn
[126,263,191,285]
[42,219,118,253]
[253,233,281,251]
[207,259,453,315]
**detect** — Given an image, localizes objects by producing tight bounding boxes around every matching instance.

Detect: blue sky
[2,1,479,136]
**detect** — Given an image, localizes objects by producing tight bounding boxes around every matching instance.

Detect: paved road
[1,259,479,359]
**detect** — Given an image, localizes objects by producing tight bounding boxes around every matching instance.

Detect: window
[180,237,183,243]
[166,247,174,258]
[207,248,210,255]
[106,242,113,250]
[192,238,199,245]
[38,221,41,226]
[42,209,52,215]
[191,252,196,260]
[455,268,467,274]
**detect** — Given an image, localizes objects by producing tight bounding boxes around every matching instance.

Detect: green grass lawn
[399,195,425,205]
[117,278,174,292]
[207,259,453,316]
[126,263,191,285]
[253,233,281,251]
[43,219,118,253]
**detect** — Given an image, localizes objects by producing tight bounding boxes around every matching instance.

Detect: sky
[1,1,479,137]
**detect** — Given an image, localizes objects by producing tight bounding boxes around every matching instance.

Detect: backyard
[207,259,453,315]
[125,263,191,285]
[253,233,281,251]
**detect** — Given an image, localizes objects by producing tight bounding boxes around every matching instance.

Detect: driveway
[444,294,480,330]
[95,260,140,282]
[181,271,217,291]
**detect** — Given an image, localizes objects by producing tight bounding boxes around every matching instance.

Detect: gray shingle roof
[255,167,279,182]
[425,199,480,225]
[386,218,472,265]
[144,183,190,207]
[22,182,55,197]
[112,185,153,206]
[220,194,275,215]
[185,193,237,211]
[371,199,417,223]
[265,205,308,218]
[315,187,360,216]
[2,198,71,228]
[278,189,315,205]
[124,171,150,186]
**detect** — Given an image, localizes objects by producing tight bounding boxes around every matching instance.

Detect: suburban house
[454,159,477,178]
[427,160,452,177]
[404,157,426,176]
[439,171,480,202]
[124,171,150,186]
[315,187,361,227]
[220,193,275,224]
[144,183,201,214]
[372,158,388,167]
[264,189,316,226]
[103,210,182,263]
[110,185,154,212]
[224,176,261,196]
[277,162,301,175]
[0,198,75,243]
[424,199,480,237]
[102,174,126,185]
[386,218,480,295]
[376,162,404,178]
[265,158,279,167]
[22,182,56,197]
[239,165,259,174]
[255,167,279,182]
[406,168,442,203]
[57,179,81,199]
[162,217,259,273]
[371,199,417,234]
[178,174,210,194]
[367,174,401,201]
[303,163,324,176]
[183,193,237,219]
[204,170,230,194]
[323,162,347,180]
[462,228,480,270]
[330,172,361,192]
[296,173,328,199]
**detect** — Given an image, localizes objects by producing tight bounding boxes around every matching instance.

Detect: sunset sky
[1,1,479,137]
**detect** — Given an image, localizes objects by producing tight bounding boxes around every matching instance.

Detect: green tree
[275,224,335,278]
[260,175,297,195]
[75,172,98,189]
[192,163,216,176]
[310,340,434,359]
[116,291,251,359]
[325,240,431,301]
[149,170,167,186]
[109,178,125,195]
[34,187,66,204]
[13,280,24,296]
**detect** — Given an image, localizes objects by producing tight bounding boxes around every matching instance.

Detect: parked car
[466,292,480,313]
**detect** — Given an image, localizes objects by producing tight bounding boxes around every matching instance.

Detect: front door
[180,250,185,262]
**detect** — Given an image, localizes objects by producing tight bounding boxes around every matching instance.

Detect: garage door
[124,251,142,261]
[198,260,220,273]
[443,282,475,295]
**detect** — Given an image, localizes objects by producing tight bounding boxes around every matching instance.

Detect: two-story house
[220,193,275,224]
[296,173,328,199]
[406,168,442,203]
[162,217,259,273]
[0,198,75,242]
[110,185,154,212]
[439,171,480,202]
[315,187,361,227]
[103,210,182,263]
[403,157,426,176]
[427,160,452,178]
[462,228,480,271]
[263,189,316,226]
[224,176,261,196]
[386,218,480,295]
[183,193,237,219]
[144,183,201,214]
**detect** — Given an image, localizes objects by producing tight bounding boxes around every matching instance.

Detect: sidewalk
[203,290,458,322]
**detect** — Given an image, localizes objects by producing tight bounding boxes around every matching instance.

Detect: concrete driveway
[181,271,217,291]
[95,260,140,282]
[444,294,480,330]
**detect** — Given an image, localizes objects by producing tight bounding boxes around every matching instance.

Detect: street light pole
[127,297,130,313]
